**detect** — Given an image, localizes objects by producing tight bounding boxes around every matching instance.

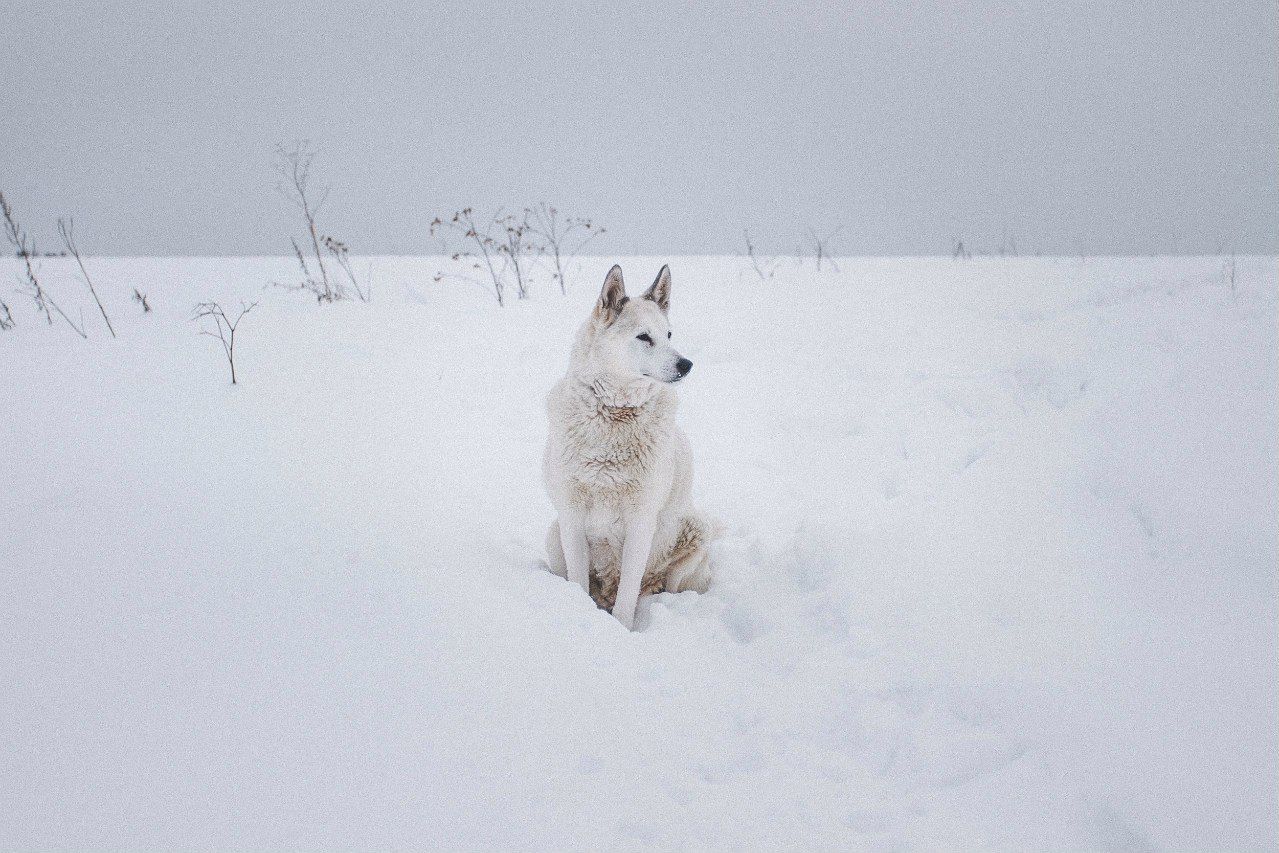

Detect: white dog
[544,264,714,629]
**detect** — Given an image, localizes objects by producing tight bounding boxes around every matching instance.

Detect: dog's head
[590,264,691,384]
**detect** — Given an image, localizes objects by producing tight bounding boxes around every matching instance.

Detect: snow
[2,255,1275,850]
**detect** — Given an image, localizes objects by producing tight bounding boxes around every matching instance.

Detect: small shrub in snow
[273,141,370,304]
[431,207,509,306]
[497,209,541,300]
[132,289,152,313]
[528,203,604,294]
[193,301,257,385]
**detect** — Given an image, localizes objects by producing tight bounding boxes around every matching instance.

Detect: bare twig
[0,299,13,330]
[806,225,843,272]
[743,230,777,281]
[275,141,337,302]
[193,301,257,384]
[527,203,604,294]
[2,190,49,324]
[429,252,489,297]
[289,236,313,284]
[497,209,542,299]
[323,235,371,302]
[273,142,371,304]
[132,289,151,313]
[1,191,86,337]
[57,217,115,337]
[431,208,507,305]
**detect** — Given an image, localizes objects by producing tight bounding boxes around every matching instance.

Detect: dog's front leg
[558,512,591,596]
[612,516,656,631]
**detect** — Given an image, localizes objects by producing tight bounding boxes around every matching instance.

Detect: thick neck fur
[568,316,670,412]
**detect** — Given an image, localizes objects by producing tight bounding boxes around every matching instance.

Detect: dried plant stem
[58,217,115,337]
[1,191,86,337]
[193,301,257,384]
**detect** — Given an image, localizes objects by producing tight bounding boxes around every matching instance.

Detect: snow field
[2,255,1275,850]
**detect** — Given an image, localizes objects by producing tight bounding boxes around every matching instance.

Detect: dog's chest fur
[554,385,676,511]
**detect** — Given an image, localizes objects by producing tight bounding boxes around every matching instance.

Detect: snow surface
[2,255,1276,850]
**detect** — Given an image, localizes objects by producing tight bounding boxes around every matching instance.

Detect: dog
[543,264,715,629]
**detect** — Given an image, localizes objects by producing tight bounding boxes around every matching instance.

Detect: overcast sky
[2,0,1275,256]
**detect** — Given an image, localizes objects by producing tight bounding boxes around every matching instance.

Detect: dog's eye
[636,333,653,344]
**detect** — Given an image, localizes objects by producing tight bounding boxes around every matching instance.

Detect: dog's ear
[594,264,628,322]
[642,265,671,314]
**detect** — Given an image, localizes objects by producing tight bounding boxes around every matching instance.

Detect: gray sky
[2,0,1276,256]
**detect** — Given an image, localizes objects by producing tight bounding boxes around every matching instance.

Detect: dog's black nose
[676,358,693,377]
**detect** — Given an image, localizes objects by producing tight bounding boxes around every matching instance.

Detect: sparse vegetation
[743,230,778,281]
[133,289,151,313]
[952,232,1026,258]
[274,141,370,303]
[1,190,86,337]
[433,205,606,303]
[805,225,842,272]
[497,209,540,300]
[193,301,257,384]
[431,208,509,305]
[57,217,115,337]
[322,235,372,303]
[528,203,604,294]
